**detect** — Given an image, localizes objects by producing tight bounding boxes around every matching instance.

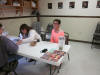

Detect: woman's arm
[35,32,42,41]
[22,30,41,43]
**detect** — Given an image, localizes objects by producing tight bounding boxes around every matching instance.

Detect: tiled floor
[16,42,100,75]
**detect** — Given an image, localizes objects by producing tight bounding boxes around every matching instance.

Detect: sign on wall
[82,1,88,8]
[58,2,63,9]
[48,3,52,9]
[97,0,100,8]
[69,2,75,8]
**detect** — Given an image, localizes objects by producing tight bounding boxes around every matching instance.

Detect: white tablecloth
[18,41,70,66]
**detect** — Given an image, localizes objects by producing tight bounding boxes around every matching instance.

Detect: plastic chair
[31,22,53,41]
[0,54,22,75]
[31,22,45,41]
[31,22,41,34]
[91,22,100,48]
[44,23,53,41]
[64,32,69,45]
[64,32,70,60]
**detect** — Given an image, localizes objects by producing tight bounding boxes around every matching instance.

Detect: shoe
[28,59,36,64]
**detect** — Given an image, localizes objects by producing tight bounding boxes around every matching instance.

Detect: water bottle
[58,36,65,50]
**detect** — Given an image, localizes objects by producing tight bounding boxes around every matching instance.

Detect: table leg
[49,64,62,75]
[57,64,62,73]
[67,53,70,61]
[49,65,57,75]
[50,65,52,75]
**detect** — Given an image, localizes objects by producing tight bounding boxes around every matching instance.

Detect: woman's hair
[20,24,32,36]
[53,19,61,24]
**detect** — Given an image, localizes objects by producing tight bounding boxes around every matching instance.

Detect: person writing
[0,23,18,68]
[0,23,8,36]
[16,24,41,62]
[0,36,18,68]
[16,24,41,45]
[50,19,64,43]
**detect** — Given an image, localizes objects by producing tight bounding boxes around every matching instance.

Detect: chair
[31,22,53,41]
[0,54,22,75]
[64,32,70,60]
[31,22,41,34]
[31,22,45,41]
[91,22,100,48]
[64,32,69,45]
[44,23,53,41]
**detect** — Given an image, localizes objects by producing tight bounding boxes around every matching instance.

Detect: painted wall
[39,0,100,42]
[39,0,100,16]
[40,17,100,42]
[0,18,37,36]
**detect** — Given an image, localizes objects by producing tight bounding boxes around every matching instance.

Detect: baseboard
[69,39,92,44]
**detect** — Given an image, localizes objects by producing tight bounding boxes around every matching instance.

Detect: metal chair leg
[57,64,62,73]
[67,53,70,61]
[14,71,17,75]
[91,38,95,49]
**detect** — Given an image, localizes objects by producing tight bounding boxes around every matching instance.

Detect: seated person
[0,23,8,36]
[50,19,64,43]
[0,36,18,68]
[16,24,41,45]
[17,24,41,62]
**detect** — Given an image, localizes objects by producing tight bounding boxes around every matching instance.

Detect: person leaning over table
[0,23,8,36]
[16,24,41,62]
[16,24,41,45]
[0,36,18,69]
[50,19,64,43]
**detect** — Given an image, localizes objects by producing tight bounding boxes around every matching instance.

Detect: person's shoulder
[29,29,37,33]
[0,36,7,39]
[0,36,10,42]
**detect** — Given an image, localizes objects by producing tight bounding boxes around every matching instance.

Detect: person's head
[0,24,4,35]
[20,24,31,35]
[53,19,61,30]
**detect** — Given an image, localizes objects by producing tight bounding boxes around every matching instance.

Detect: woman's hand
[16,40,22,45]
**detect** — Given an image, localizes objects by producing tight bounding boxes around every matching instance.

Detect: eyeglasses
[53,23,59,25]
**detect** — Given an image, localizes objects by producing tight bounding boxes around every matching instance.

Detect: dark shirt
[0,36,18,67]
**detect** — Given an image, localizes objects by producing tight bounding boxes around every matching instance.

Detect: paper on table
[48,48,58,53]
[41,50,66,62]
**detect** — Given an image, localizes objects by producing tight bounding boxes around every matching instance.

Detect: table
[18,41,70,75]
[9,36,70,75]
[18,41,70,66]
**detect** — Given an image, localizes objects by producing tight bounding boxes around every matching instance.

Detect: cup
[58,36,65,50]
[30,40,37,46]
